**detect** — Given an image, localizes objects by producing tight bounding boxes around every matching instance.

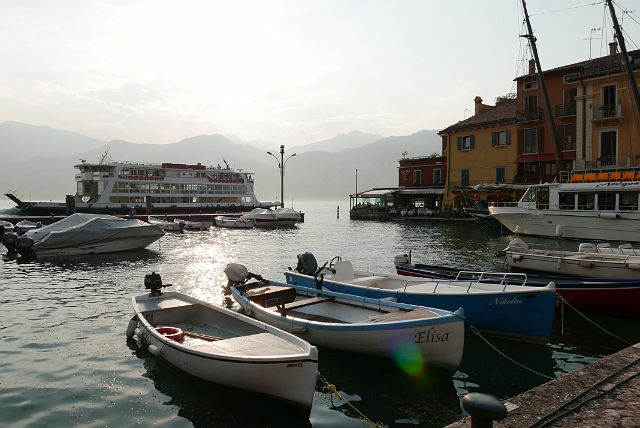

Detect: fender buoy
[155,326,184,342]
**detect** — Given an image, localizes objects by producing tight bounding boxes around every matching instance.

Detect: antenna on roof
[98,149,112,164]
[583,27,602,59]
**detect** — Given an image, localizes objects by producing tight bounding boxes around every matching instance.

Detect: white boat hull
[233,283,465,371]
[131,291,318,413]
[35,235,161,258]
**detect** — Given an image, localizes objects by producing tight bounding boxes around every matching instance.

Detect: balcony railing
[555,103,576,117]
[562,140,576,151]
[517,109,542,122]
[592,104,622,121]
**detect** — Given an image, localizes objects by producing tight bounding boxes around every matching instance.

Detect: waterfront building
[439,96,521,211]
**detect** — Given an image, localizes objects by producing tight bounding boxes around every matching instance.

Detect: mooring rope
[557,294,632,346]
[317,372,382,427]
[466,323,556,381]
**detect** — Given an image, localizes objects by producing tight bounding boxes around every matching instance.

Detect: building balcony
[555,103,576,117]
[592,104,622,121]
[517,109,543,122]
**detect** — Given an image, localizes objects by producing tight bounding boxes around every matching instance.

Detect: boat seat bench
[279,296,333,313]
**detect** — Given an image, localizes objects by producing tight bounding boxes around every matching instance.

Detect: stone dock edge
[445,342,640,427]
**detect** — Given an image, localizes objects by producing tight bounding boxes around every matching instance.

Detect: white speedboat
[214,216,254,228]
[127,273,318,415]
[148,216,184,232]
[505,238,640,279]
[273,207,301,226]
[14,220,41,235]
[489,175,640,242]
[228,267,464,371]
[240,208,276,227]
[173,218,213,230]
[14,213,164,258]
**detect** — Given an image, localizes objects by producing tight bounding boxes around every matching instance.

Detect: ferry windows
[559,192,575,210]
[456,135,475,151]
[578,193,595,210]
[620,192,639,211]
[597,193,615,210]
[491,131,511,147]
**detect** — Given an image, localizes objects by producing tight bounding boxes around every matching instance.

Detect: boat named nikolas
[5,155,274,215]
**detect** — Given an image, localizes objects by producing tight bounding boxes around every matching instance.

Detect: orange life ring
[155,326,184,342]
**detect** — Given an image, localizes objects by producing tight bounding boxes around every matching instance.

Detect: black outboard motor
[16,235,35,257]
[295,252,318,275]
[144,271,170,296]
[2,232,18,253]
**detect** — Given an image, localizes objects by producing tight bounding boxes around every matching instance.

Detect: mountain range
[0,121,442,203]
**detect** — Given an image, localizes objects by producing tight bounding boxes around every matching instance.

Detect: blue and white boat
[231,277,465,372]
[285,260,556,343]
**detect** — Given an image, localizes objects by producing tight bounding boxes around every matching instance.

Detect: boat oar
[183,331,224,342]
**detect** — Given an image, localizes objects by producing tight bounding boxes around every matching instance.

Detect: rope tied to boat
[317,372,382,427]
[452,312,556,381]
[557,294,632,346]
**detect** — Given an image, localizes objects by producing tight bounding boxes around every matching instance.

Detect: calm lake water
[1,200,638,428]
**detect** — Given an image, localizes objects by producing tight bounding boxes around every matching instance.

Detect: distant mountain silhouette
[290,130,383,153]
[0,123,441,202]
[0,121,105,161]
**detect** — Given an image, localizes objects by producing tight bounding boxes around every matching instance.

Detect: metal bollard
[461,392,508,428]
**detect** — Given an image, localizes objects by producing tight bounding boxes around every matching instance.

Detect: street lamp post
[267,145,296,208]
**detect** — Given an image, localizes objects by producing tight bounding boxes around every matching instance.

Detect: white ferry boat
[5,157,273,215]
[489,170,640,242]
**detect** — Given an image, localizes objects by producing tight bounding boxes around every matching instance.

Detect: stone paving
[445,343,640,428]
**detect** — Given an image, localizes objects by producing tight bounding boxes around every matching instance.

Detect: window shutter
[537,127,544,153]
[518,129,524,153]
[506,130,512,145]
[491,132,497,147]
[470,135,475,150]
[457,136,462,151]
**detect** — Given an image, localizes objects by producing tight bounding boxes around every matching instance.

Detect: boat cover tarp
[25,213,164,249]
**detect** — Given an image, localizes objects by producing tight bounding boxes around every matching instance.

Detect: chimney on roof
[609,41,618,56]
[528,59,536,75]
[474,96,483,115]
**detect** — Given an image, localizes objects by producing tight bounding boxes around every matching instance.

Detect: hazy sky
[1,0,639,147]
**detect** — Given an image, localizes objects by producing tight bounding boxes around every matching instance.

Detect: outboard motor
[2,232,18,253]
[224,263,266,286]
[506,238,528,253]
[144,271,170,295]
[394,253,411,266]
[295,252,318,275]
[16,235,35,257]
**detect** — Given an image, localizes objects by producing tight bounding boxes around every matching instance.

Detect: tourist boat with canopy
[127,273,318,415]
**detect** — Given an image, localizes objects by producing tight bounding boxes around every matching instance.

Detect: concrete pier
[446,342,640,427]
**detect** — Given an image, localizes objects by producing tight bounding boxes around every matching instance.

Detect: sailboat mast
[521,0,563,176]
[606,0,640,123]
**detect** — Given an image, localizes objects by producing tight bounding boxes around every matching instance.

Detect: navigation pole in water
[521,0,563,176]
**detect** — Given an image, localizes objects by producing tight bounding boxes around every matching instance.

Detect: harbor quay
[446,342,640,427]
